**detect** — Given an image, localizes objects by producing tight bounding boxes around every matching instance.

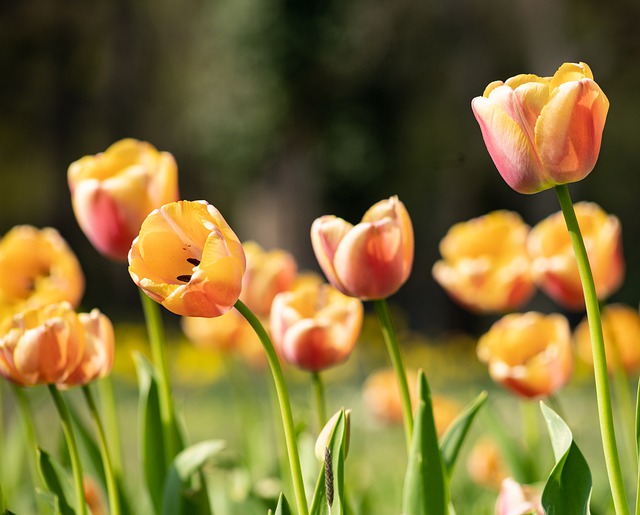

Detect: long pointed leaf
[37,447,84,515]
[269,492,293,515]
[440,391,488,477]
[402,370,448,515]
[540,402,592,515]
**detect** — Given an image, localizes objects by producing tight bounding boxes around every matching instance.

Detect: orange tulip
[472,62,609,194]
[363,368,418,425]
[528,202,623,310]
[477,312,573,398]
[240,241,297,316]
[270,280,363,371]
[129,200,246,317]
[466,437,508,490]
[68,138,179,261]
[432,211,534,313]
[311,196,414,300]
[0,225,84,318]
[575,304,640,374]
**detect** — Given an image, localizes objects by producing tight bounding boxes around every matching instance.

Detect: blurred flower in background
[466,437,508,490]
[432,210,534,314]
[363,368,417,425]
[495,477,544,515]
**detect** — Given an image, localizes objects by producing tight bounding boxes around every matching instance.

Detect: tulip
[528,202,623,310]
[466,437,508,490]
[432,211,535,313]
[240,241,297,316]
[315,409,351,461]
[477,312,573,398]
[0,225,84,317]
[495,478,543,515]
[363,368,418,425]
[0,302,85,386]
[472,62,609,194]
[270,280,363,372]
[68,138,179,261]
[311,196,414,300]
[575,304,640,374]
[128,200,246,318]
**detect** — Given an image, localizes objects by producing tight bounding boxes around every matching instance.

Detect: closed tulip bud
[477,312,573,399]
[270,281,363,372]
[0,225,84,316]
[240,241,297,316]
[314,409,351,461]
[0,302,85,386]
[528,202,623,310]
[495,478,543,515]
[575,304,640,374]
[472,62,609,194]
[129,200,246,318]
[311,196,413,300]
[68,139,179,261]
[432,211,534,314]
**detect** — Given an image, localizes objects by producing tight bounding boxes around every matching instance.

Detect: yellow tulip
[472,62,609,194]
[68,138,179,261]
[129,200,246,317]
[432,211,534,313]
[528,202,624,310]
[477,312,573,398]
[311,196,413,300]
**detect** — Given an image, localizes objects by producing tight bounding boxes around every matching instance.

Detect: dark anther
[176,274,192,283]
[187,257,201,266]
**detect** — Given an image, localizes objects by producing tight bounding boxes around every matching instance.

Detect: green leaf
[635,378,640,460]
[268,492,293,515]
[439,391,487,477]
[37,447,83,515]
[310,410,347,515]
[402,370,448,515]
[161,439,225,515]
[540,402,592,515]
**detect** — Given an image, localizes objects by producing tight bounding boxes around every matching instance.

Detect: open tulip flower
[472,62,609,194]
[575,304,640,375]
[528,202,624,310]
[68,138,179,261]
[477,312,573,398]
[311,195,414,300]
[129,200,246,318]
[432,210,534,313]
[270,279,363,372]
[0,225,84,317]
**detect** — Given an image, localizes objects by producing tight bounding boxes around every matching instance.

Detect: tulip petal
[311,216,353,291]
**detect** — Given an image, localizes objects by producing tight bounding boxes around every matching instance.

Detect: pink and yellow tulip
[311,196,413,300]
[68,138,179,261]
[129,200,246,318]
[472,62,609,194]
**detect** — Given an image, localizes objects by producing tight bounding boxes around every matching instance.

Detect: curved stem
[82,385,121,515]
[48,384,88,515]
[555,184,629,514]
[139,289,178,467]
[235,300,309,515]
[373,299,413,454]
[311,371,326,431]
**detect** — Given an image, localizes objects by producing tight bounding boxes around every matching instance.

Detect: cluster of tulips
[0,60,631,515]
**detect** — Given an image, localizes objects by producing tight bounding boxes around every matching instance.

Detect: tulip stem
[97,376,123,477]
[12,386,43,493]
[48,384,88,515]
[139,289,179,468]
[311,371,327,431]
[555,184,629,515]
[82,385,121,515]
[373,299,413,454]
[235,299,309,515]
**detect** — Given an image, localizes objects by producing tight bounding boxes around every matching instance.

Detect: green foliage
[269,492,293,515]
[37,448,87,515]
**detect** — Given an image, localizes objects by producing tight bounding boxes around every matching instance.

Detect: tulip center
[177,257,201,283]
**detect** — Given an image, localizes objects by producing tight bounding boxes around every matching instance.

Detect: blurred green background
[1,0,639,334]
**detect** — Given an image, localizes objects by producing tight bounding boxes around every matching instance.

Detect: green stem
[96,376,123,477]
[235,300,308,515]
[48,384,88,515]
[12,386,43,491]
[373,299,413,454]
[521,400,539,481]
[634,379,640,515]
[555,184,629,514]
[311,371,327,431]
[139,289,178,468]
[82,385,121,515]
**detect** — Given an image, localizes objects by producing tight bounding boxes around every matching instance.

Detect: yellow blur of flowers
[477,312,573,399]
[68,138,179,261]
[432,210,535,314]
[575,304,640,375]
[472,62,609,194]
[0,302,113,387]
[466,437,508,490]
[129,200,246,318]
[0,225,84,321]
[528,202,624,310]
[311,195,414,300]
[270,279,363,372]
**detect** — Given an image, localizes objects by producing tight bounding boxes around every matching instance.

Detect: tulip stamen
[187,258,201,267]
[176,274,192,283]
